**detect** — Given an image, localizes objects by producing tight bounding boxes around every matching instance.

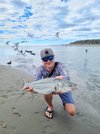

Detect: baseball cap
[40,48,54,59]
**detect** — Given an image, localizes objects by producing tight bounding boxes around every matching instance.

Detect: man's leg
[44,93,53,118]
[64,103,76,116]
[59,91,76,116]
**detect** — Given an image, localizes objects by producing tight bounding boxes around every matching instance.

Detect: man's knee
[65,104,76,116]
[67,109,76,116]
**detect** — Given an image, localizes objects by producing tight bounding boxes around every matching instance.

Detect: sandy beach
[0,65,100,134]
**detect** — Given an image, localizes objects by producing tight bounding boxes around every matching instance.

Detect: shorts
[59,91,74,104]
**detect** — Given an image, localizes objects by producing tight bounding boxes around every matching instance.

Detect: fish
[22,78,77,95]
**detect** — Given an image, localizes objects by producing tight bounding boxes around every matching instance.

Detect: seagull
[14,42,20,46]
[7,60,12,65]
[12,42,20,49]
[20,50,26,56]
[5,41,10,45]
[85,49,88,53]
[25,50,33,53]
[30,52,35,55]
[25,50,35,55]
[27,33,34,38]
[21,40,27,43]
[56,32,60,38]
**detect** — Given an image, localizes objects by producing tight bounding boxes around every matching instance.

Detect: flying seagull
[21,40,27,43]
[27,33,34,38]
[5,41,10,45]
[56,32,60,38]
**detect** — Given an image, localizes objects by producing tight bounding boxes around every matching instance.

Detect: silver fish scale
[23,78,77,94]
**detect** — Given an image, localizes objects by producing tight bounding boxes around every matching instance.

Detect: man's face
[42,55,55,68]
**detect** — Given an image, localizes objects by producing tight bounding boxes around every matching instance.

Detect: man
[25,48,76,119]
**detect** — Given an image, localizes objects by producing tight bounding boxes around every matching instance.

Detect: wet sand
[0,65,100,134]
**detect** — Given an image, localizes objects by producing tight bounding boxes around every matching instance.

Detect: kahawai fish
[23,78,77,95]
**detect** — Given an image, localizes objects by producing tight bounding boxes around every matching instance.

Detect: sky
[0,0,100,45]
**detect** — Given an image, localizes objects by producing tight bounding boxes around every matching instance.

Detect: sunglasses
[42,55,54,62]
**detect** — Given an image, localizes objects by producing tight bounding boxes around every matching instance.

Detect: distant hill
[69,39,100,45]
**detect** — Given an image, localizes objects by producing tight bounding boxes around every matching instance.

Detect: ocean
[0,44,100,77]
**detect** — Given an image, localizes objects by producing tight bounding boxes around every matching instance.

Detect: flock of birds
[5,37,36,66]
[6,40,36,56]
[5,31,62,66]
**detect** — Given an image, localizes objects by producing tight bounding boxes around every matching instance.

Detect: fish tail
[22,79,27,89]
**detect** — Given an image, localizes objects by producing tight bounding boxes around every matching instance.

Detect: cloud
[0,0,100,44]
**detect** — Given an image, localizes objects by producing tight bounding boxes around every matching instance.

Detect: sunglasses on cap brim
[42,55,54,62]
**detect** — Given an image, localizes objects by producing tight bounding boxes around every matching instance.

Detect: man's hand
[52,90,64,95]
[55,76,64,80]
[23,86,33,93]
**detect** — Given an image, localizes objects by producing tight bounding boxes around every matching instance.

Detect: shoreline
[66,44,100,46]
[0,65,100,134]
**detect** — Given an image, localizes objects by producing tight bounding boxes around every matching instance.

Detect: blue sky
[0,0,100,45]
